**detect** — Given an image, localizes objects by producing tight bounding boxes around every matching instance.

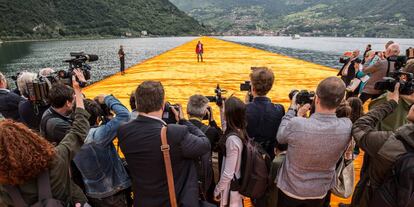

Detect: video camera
[289,89,315,105]
[206,84,226,107]
[240,81,254,102]
[60,52,98,86]
[162,102,181,124]
[374,71,414,95]
[387,47,414,71]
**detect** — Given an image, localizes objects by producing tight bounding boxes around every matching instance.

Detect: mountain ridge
[0,0,207,40]
[170,0,414,38]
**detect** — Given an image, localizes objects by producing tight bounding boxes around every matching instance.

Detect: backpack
[196,124,213,198]
[4,171,65,207]
[227,132,271,199]
[370,150,414,207]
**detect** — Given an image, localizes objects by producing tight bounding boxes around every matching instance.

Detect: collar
[50,107,72,121]
[189,117,203,122]
[253,96,271,103]
[0,88,10,93]
[139,113,167,125]
[310,112,337,118]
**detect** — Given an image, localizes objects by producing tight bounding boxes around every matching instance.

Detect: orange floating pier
[83,36,362,206]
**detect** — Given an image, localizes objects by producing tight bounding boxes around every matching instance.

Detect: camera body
[240,81,251,91]
[206,84,226,107]
[339,57,350,64]
[62,52,98,86]
[289,89,315,105]
[162,102,181,124]
[374,71,414,95]
[387,48,414,71]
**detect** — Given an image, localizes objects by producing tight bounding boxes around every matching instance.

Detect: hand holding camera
[73,68,87,84]
[387,83,400,103]
[170,104,184,122]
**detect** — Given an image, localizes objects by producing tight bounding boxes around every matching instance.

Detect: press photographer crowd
[0,41,413,207]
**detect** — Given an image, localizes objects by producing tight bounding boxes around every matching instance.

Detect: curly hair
[0,119,56,185]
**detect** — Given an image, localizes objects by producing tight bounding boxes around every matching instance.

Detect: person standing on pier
[118,45,126,75]
[196,41,204,62]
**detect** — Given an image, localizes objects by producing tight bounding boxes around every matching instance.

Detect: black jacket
[18,100,49,131]
[189,119,222,151]
[246,96,285,158]
[40,107,72,144]
[351,100,414,207]
[118,116,211,207]
[0,89,24,121]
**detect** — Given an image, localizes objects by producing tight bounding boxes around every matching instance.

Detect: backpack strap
[37,170,53,200]
[4,185,28,207]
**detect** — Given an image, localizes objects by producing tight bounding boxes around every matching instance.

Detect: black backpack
[4,171,65,207]
[226,133,271,199]
[370,150,414,207]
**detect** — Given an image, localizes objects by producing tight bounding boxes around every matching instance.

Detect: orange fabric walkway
[83,36,362,206]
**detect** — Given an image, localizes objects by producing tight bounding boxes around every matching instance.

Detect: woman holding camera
[214,96,246,207]
[0,77,90,206]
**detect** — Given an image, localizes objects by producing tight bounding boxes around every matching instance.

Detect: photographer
[40,69,86,144]
[337,50,360,86]
[360,43,401,103]
[0,72,24,121]
[0,76,91,206]
[276,77,352,207]
[117,81,211,207]
[367,60,414,131]
[351,83,414,207]
[245,67,285,160]
[17,72,50,131]
[187,94,222,202]
[73,95,131,206]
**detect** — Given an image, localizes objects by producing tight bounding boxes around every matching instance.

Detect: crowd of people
[0,40,413,207]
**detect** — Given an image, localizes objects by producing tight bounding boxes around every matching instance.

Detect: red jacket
[195,43,203,54]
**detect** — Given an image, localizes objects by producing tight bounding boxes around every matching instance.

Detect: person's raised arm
[362,59,381,74]
[55,76,90,161]
[84,94,130,146]
[352,84,399,156]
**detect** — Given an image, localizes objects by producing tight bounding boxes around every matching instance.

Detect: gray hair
[187,94,209,118]
[39,68,55,77]
[17,72,37,97]
[0,72,5,82]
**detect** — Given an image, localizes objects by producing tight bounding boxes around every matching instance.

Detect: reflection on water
[0,37,197,85]
[0,42,32,73]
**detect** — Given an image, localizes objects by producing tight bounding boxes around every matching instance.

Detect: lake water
[0,36,413,85]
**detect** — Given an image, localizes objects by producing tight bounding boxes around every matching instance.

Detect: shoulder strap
[40,111,55,138]
[160,126,178,207]
[200,124,210,134]
[4,185,28,207]
[37,170,53,200]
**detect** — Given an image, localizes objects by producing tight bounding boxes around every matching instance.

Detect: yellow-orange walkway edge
[83,36,363,207]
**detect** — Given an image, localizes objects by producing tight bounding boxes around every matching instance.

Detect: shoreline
[3,34,414,44]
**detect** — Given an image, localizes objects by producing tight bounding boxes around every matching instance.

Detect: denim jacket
[73,95,131,198]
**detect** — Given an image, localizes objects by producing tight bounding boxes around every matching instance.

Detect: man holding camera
[73,94,131,207]
[187,94,222,202]
[40,69,86,144]
[351,83,414,207]
[276,77,352,207]
[0,72,24,121]
[359,43,401,103]
[245,67,285,160]
[118,81,211,207]
[367,60,414,131]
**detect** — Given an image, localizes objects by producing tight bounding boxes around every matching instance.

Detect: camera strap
[160,126,178,207]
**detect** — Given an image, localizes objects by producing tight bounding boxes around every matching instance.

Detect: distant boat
[292,34,301,40]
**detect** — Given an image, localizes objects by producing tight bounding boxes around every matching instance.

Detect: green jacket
[0,108,90,206]
[351,100,414,207]
[369,93,412,131]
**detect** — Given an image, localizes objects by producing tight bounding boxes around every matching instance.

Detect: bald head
[385,41,394,50]
[386,43,400,57]
[316,77,346,110]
